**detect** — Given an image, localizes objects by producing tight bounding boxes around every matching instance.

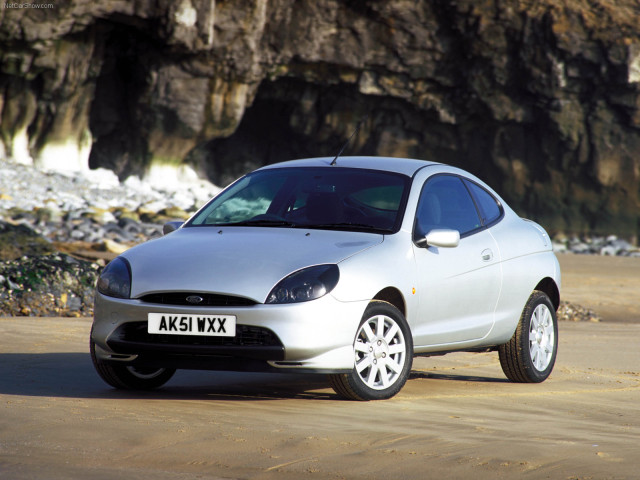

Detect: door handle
[481,248,493,262]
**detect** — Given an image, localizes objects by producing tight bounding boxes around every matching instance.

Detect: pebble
[0,157,637,318]
[0,158,220,248]
[552,234,640,257]
[557,301,602,323]
[0,253,100,317]
[0,158,224,317]
[2,158,638,256]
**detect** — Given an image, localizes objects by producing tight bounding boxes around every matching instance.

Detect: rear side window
[464,180,503,226]
[414,175,482,240]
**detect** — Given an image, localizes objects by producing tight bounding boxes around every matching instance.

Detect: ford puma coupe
[91,157,561,400]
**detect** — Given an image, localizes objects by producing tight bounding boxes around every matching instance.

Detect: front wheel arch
[372,287,406,317]
[90,337,175,390]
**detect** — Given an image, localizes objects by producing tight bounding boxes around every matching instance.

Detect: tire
[499,290,558,383]
[329,301,413,400]
[90,338,175,390]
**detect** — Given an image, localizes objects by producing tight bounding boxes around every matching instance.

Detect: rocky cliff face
[1,0,639,239]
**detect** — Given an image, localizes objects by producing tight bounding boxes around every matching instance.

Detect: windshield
[188,167,410,233]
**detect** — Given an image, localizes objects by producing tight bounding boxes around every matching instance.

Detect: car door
[411,174,503,347]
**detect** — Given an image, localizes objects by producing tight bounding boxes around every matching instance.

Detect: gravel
[0,158,220,316]
[0,159,220,249]
[552,234,640,257]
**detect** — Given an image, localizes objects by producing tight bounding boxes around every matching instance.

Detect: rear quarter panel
[488,214,561,343]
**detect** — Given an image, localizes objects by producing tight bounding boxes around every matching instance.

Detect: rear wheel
[499,290,558,383]
[90,338,175,390]
[329,301,413,400]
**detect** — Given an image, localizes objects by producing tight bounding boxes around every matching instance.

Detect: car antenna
[330,115,368,166]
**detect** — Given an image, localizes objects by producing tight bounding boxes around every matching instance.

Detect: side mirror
[421,229,460,248]
[162,221,183,235]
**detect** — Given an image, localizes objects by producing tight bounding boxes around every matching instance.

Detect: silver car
[91,156,561,400]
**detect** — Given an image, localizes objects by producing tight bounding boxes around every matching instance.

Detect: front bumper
[91,292,368,373]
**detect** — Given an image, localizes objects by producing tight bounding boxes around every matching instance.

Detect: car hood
[122,226,382,302]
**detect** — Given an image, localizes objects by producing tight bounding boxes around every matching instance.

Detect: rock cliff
[1,0,639,239]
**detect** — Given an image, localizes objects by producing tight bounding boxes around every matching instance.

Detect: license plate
[148,313,236,337]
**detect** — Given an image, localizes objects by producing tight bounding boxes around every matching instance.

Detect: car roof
[259,156,441,177]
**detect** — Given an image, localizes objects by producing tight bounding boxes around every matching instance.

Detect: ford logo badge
[186,295,204,305]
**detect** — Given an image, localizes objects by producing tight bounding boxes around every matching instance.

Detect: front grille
[139,292,257,307]
[110,321,282,348]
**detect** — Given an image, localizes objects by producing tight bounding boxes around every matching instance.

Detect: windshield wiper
[216,219,298,227]
[305,222,393,233]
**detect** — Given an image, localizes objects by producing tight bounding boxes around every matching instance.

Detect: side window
[414,175,482,241]
[464,180,502,226]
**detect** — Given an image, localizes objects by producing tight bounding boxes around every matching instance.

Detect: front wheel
[499,290,558,383]
[90,338,175,390]
[329,301,413,400]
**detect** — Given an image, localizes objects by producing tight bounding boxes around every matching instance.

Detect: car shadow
[0,352,509,401]
[0,352,336,401]
[409,371,510,383]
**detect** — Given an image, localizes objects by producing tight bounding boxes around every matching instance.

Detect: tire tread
[498,290,557,383]
[328,374,365,401]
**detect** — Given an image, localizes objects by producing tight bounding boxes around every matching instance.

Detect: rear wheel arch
[534,277,560,310]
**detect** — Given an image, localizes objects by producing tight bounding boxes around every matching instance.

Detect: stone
[100,239,129,255]
[0,221,56,260]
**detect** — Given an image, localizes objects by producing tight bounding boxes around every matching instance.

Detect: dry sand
[558,253,640,323]
[0,254,638,479]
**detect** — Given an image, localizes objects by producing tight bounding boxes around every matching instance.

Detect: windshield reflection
[189,167,410,234]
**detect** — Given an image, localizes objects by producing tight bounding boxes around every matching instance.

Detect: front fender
[331,233,418,320]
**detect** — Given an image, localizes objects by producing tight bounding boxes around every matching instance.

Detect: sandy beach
[557,253,640,323]
[0,253,638,479]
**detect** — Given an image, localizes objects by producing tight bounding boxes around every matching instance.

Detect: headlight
[266,265,339,304]
[97,257,132,299]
